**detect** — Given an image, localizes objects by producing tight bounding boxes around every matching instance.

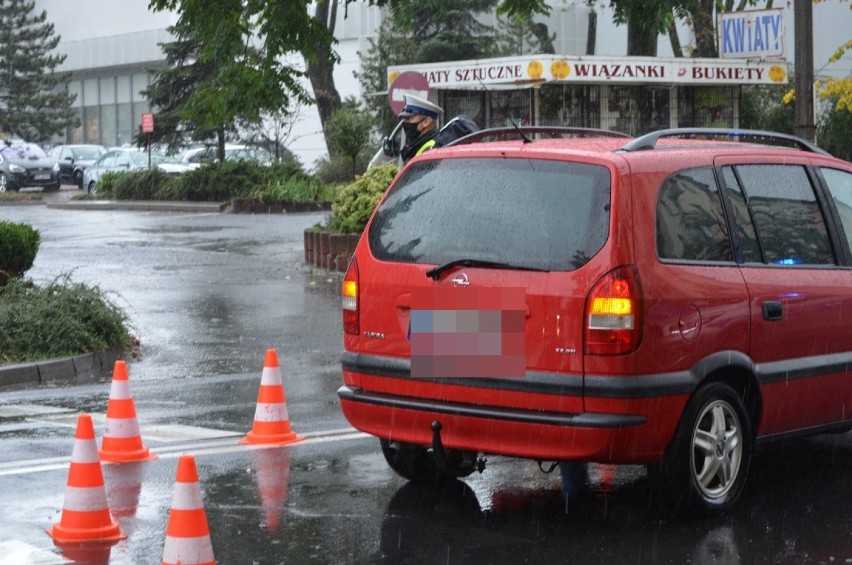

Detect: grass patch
[0,274,133,364]
[0,192,41,202]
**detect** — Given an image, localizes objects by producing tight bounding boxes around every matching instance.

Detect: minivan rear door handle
[761,301,783,321]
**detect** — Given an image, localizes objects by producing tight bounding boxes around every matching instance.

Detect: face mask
[402,121,421,140]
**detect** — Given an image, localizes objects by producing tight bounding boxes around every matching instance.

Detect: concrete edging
[0,346,125,390]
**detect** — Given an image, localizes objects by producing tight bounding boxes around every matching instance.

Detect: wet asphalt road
[1,188,852,564]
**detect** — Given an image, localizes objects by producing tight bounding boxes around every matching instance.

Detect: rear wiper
[426,258,548,280]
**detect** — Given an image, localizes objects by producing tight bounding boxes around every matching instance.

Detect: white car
[180,144,274,169]
[82,148,192,194]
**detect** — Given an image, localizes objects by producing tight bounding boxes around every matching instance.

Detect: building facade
[35,1,852,166]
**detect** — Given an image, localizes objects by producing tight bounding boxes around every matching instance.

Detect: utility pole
[794,0,815,142]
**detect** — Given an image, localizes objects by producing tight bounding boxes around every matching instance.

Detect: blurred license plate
[34,174,50,180]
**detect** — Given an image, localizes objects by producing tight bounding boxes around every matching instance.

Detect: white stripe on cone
[62,486,110,512]
[70,436,100,463]
[109,380,132,399]
[259,366,282,386]
[170,482,205,511]
[252,402,289,422]
[103,417,142,438]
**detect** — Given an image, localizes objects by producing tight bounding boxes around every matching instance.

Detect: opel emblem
[451,273,470,287]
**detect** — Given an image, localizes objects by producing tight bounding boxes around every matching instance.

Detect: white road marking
[0,428,370,476]
[0,541,67,564]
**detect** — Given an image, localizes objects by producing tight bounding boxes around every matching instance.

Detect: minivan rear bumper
[338,384,652,462]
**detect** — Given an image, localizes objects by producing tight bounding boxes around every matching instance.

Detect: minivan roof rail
[447,126,631,147]
[618,128,830,155]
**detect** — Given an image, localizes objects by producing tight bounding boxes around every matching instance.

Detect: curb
[0,346,125,390]
[46,200,227,213]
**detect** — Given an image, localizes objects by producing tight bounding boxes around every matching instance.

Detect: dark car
[47,144,107,188]
[0,140,61,192]
[338,126,852,515]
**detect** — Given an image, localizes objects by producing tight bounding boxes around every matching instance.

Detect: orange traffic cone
[162,454,215,565]
[99,360,157,463]
[240,349,302,445]
[47,414,126,544]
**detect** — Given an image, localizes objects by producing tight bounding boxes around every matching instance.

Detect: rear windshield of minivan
[368,157,611,271]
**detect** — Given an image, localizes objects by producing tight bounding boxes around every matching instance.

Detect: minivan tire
[651,382,753,516]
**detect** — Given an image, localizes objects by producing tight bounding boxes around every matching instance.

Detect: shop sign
[718,9,785,59]
[389,54,788,89]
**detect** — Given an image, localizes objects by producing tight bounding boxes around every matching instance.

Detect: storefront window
[488,90,533,127]
[442,91,486,129]
[539,84,600,128]
[605,85,670,136]
[678,86,735,128]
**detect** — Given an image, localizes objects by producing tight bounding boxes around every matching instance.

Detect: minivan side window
[656,167,733,262]
[820,167,852,256]
[720,166,762,263]
[734,165,834,265]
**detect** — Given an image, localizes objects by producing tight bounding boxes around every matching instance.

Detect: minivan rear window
[368,158,611,271]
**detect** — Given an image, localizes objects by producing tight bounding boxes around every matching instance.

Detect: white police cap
[399,94,443,119]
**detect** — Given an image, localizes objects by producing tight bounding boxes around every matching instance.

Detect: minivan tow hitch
[431,420,486,476]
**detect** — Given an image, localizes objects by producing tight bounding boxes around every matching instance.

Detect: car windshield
[1,143,48,161]
[368,157,611,272]
[72,146,104,159]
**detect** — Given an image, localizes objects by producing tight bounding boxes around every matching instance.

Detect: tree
[149,0,547,161]
[148,0,320,161]
[389,0,502,63]
[325,98,374,179]
[139,19,231,157]
[356,17,418,137]
[495,12,552,56]
[0,0,77,142]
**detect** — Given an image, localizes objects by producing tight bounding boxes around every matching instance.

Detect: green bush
[0,274,132,363]
[0,221,40,285]
[92,171,126,198]
[250,174,326,203]
[328,163,398,234]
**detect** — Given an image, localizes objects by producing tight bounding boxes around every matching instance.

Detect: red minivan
[339,127,852,514]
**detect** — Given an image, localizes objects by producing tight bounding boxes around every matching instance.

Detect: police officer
[398,94,443,163]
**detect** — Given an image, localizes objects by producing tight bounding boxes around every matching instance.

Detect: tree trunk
[626,13,657,56]
[305,0,342,157]
[585,9,597,55]
[217,127,225,163]
[691,0,718,57]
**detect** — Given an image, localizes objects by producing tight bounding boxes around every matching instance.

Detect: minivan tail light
[585,266,642,355]
[342,257,359,335]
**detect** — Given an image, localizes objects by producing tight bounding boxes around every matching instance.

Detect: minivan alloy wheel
[652,382,753,515]
[690,399,743,499]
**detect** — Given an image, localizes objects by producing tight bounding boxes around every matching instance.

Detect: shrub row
[96,161,325,203]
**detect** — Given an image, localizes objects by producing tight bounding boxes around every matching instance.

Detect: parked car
[83,148,192,194]
[338,126,852,515]
[180,143,275,169]
[0,140,61,192]
[47,144,107,188]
